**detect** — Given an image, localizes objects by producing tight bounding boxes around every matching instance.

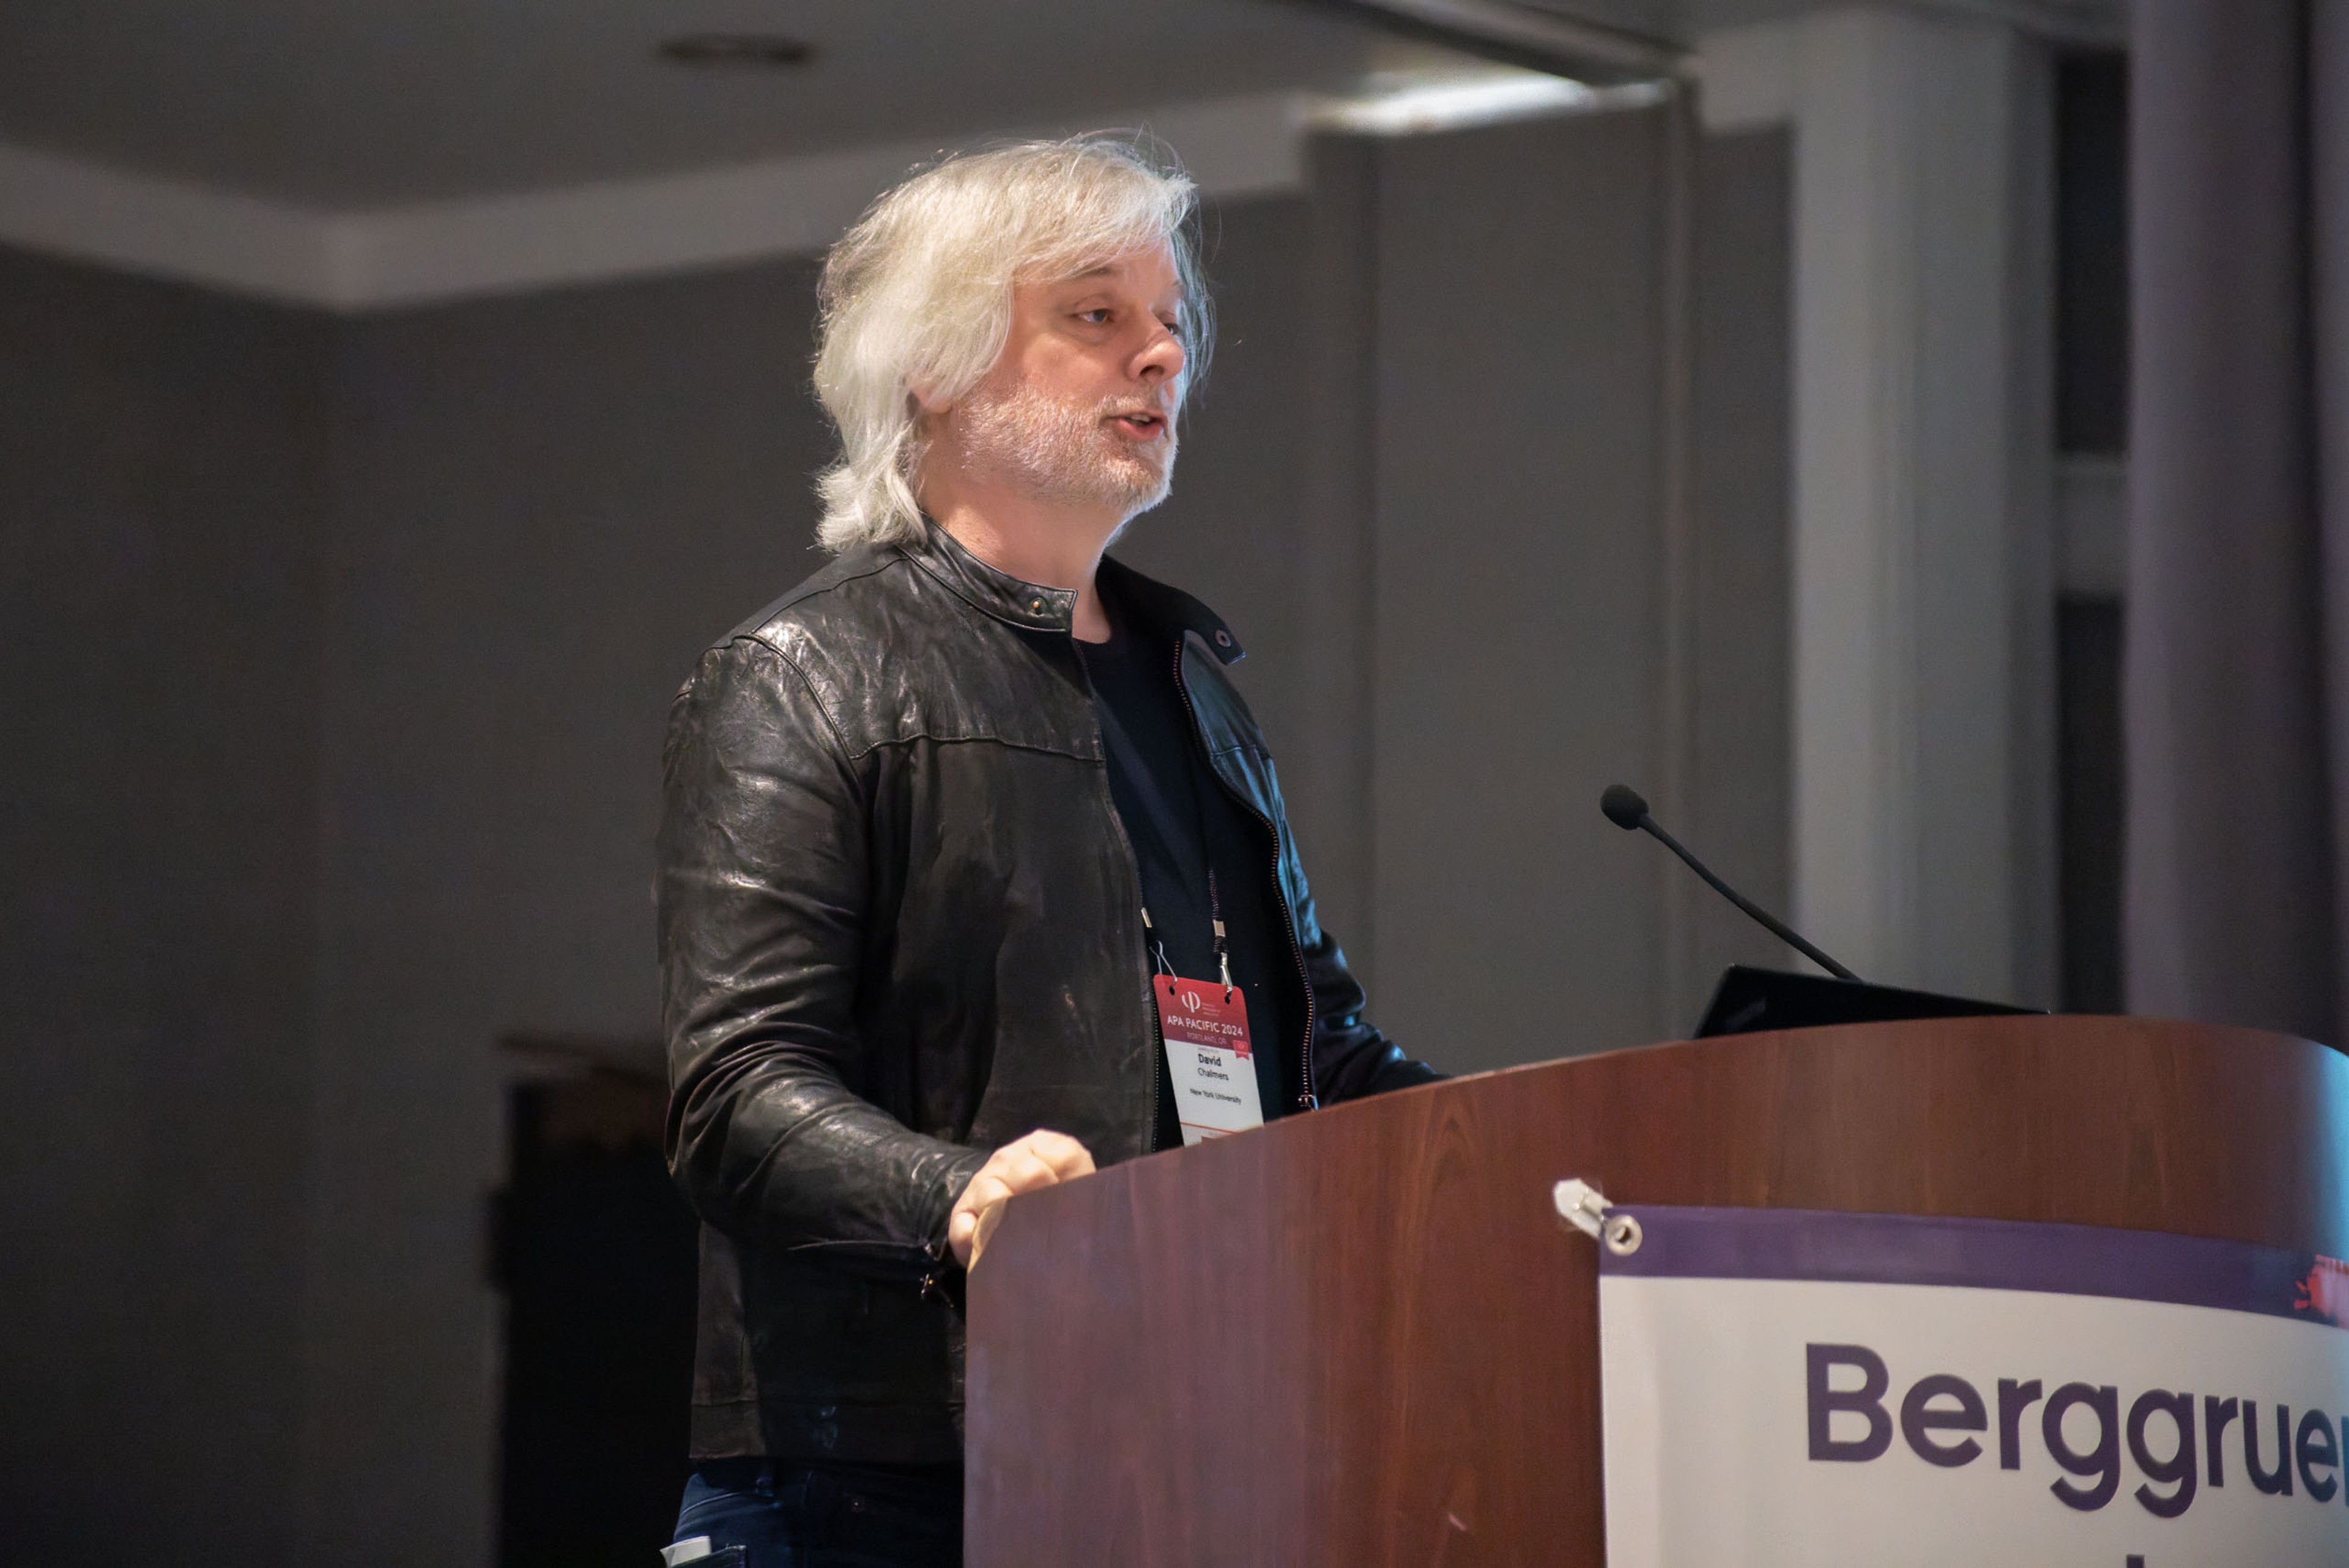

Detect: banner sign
[1598,1207,2349,1566]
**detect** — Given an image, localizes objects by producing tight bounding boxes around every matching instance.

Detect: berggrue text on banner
[1597,1207,2349,1565]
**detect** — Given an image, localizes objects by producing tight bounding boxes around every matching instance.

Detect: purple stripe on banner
[1598,1206,2349,1329]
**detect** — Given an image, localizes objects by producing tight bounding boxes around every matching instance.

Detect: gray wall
[1688,130,1796,994]
[1370,109,1677,1065]
[0,117,1790,1562]
[300,259,833,1561]
[0,248,330,1561]
[1253,116,1794,1073]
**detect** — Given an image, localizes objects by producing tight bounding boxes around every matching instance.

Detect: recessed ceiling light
[657,34,815,68]
[1310,67,1660,136]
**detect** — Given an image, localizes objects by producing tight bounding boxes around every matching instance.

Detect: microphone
[1600,783,1860,982]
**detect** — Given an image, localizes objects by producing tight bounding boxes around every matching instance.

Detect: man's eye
[1077,308,1111,324]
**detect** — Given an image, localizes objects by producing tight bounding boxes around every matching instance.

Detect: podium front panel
[965,1015,2349,1566]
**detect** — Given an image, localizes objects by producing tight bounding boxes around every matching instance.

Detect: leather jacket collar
[895,517,1246,666]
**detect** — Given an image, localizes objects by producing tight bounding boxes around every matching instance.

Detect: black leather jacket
[657,521,1437,1462]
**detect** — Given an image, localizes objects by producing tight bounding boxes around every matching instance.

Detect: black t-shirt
[1073,585,1299,1149]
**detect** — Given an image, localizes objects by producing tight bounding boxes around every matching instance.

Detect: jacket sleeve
[658,635,987,1281]
[1274,815,1445,1105]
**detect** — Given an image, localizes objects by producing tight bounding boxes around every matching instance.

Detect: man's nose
[1135,324,1185,385]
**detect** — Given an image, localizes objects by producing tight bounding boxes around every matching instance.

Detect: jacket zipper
[1129,799,1166,1157]
[1170,637,1319,1113]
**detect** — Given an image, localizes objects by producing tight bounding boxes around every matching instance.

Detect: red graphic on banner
[2293,1255,2349,1326]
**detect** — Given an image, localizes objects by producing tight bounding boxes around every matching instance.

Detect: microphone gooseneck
[1599,783,1860,982]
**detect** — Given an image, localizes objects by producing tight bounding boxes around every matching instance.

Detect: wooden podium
[963,1015,2349,1566]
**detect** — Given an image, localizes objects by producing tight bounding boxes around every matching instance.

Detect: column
[1707,5,2057,1002]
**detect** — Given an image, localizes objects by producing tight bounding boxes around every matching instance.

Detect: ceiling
[0,0,1392,209]
[0,0,2127,221]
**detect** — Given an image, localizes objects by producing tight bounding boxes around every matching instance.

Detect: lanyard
[1141,868,1232,998]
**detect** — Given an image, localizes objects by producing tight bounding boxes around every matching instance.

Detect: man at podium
[654,135,1439,1565]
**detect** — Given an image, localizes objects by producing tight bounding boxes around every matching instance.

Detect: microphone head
[1600,783,1650,830]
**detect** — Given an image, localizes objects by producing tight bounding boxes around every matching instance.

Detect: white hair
[810,133,1212,553]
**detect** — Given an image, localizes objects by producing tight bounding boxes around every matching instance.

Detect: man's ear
[910,377,954,418]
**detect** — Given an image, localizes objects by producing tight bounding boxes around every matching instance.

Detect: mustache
[1096,393,1176,421]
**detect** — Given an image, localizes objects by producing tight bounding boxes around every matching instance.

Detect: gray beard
[954,378,1178,517]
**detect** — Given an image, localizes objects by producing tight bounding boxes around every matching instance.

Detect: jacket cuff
[918,1145,994,1314]
[917,1145,993,1259]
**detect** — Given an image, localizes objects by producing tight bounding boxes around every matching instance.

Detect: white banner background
[1603,1269,2349,1564]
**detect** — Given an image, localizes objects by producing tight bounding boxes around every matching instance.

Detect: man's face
[948,243,1187,517]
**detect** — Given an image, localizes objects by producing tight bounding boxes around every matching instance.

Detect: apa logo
[1181,987,1205,1013]
[2291,1254,2349,1325]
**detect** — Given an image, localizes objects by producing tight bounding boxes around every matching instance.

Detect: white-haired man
[657,135,1439,1564]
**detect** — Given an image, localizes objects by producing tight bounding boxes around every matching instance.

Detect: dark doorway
[495,1042,699,1567]
[2056,596,2125,1013]
[2053,49,2129,1013]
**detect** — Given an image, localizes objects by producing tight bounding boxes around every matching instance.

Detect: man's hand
[947,1129,1095,1268]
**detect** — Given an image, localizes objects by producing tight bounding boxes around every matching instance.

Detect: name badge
[1153,973,1264,1145]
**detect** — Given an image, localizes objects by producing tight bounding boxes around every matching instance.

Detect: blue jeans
[671,1457,963,1567]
